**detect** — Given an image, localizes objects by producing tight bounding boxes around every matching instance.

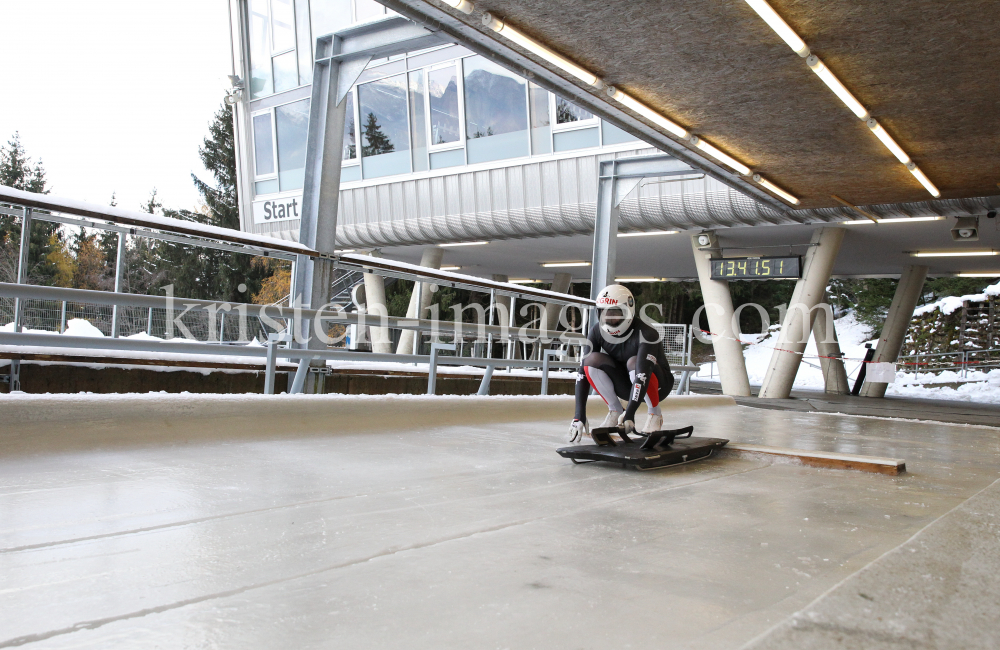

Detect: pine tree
[361,112,394,156]
[0,132,57,284]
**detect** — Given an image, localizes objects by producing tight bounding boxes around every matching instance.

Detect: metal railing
[897,348,1000,382]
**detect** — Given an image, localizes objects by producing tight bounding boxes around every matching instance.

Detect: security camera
[951,217,980,242]
[695,232,716,249]
[697,235,711,246]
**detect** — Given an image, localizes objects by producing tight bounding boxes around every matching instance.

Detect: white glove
[568,418,589,443]
[617,412,636,435]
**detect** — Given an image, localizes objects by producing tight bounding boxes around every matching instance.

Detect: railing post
[146,307,154,336]
[264,332,293,395]
[541,349,564,396]
[486,289,495,360]
[290,355,312,394]
[506,295,517,369]
[477,363,496,395]
[427,342,456,395]
[110,231,126,338]
[13,208,32,333]
[59,301,67,333]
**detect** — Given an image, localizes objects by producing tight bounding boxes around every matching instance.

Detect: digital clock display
[710,256,801,280]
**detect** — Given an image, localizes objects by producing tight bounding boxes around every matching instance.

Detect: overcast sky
[0,0,233,212]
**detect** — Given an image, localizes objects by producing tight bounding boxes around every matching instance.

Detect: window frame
[251,107,279,184]
[549,93,600,134]
[425,60,467,155]
[342,87,362,169]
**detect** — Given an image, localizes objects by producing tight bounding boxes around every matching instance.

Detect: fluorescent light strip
[842,216,945,225]
[689,136,751,175]
[606,87,689,139]
[751,174,800,205]
[508,279,540,284]
[958,272,1000,277]
[746,0,941,198]
[907,163,941,198]
[541,261,591,268]
[335,249,356,253]
[482,14,602,87]
[439,0,473,14]
[866,119,910,164]
[440,266,462,271]
[618,230,680,237]
[615,277,662,283]
[807,57,868,120]
[744,0,809,56]
[439,240,489,247]
[911,251,998,258]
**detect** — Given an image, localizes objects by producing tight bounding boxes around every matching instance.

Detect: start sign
[252,195,302,225]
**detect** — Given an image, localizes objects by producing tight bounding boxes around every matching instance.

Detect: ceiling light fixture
[751,174,800,205]
[906,163,941,198]
[618,230,680,237]
[745,0,940,198]
[807,57,868,120]
[911,251,998,258]
[541,261,591,268]
[842,216,945,225]
[482,13,603,88]
[438,0,474,14]
[744,0,810,56]
[440,266,462,271]
[958,272,1000,277]
[615,277,662,283]
[439,240,489,247]
[335,249,356,253]
[508,279,540,284]
[605,87,689,139]
[688,136,751,175]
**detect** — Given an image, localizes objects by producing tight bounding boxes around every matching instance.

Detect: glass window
[249,0,273,98]
[356,59,407,86]
[409,71,428,172]
[343,91,357,161]
[463,55,528,164]
[255,179,279,194]
[430,148,464,170]
[270,0,296,52]
[275,98,310,191]
[354,0,386,22]
[310,0,351,41]
[529,82,551,155]
[272,51,298,93]
[427,65,460,146]
[358,74,411,178]
[295,0,312,85]
[555,97,593,124]
[252,113,275,176]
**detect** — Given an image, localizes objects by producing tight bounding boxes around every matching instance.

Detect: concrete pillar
[362,251,393,355]
[691,232,751,397]
[860,264,928,398]
[759,227,846,399]
[395,247,444,355]
[811,291,850,394]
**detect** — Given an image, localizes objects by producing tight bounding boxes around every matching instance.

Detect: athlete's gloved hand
[568,418,589,443]
[617,412,636,435]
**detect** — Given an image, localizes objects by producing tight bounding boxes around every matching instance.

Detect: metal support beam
[296,17,452,354]
[591,156,695,323]
[477,363,496,395]
[860,265,929,399]
[759,227,846,399]
[691,231,751,396]
[289,356,312,394]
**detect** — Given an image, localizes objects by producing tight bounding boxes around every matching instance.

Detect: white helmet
[595,284,635,336]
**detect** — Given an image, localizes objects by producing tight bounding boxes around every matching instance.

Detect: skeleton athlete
[568,284,673,443]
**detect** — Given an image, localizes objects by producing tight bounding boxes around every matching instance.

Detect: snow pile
[912,279,1000,317]
[63,318,105,337]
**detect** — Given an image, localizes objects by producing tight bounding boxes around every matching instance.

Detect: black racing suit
[573,319,673,423]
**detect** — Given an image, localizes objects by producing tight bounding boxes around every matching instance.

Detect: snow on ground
[697,311,1000,404]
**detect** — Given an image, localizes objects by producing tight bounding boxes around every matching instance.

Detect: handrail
[0,282,589,344]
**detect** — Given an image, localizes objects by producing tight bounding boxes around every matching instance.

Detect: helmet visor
[601,307,626,328]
